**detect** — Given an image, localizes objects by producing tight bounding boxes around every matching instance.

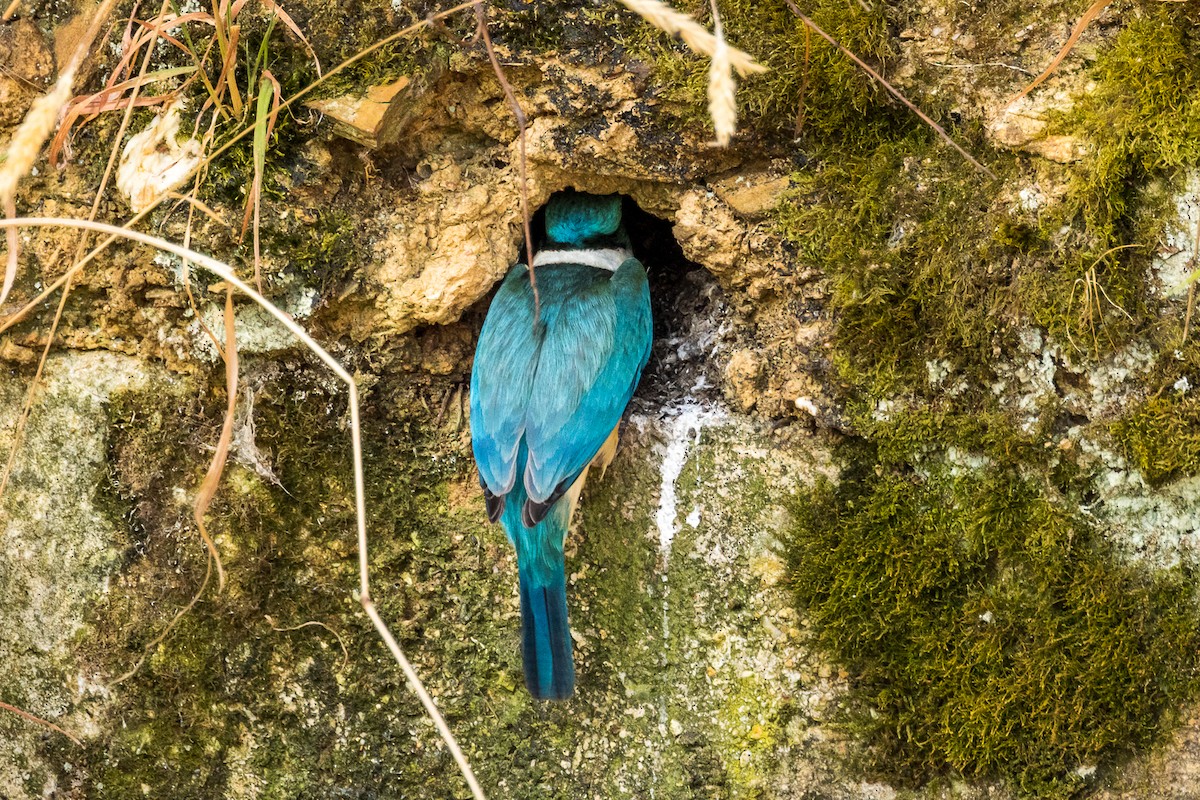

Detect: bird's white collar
[531,247,631,272]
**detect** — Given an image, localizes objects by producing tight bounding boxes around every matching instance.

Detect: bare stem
[0,699,82,747]
[0,216,486,800]
[474,1,539,322]
[783,0,995,179]
[0,0,482,338]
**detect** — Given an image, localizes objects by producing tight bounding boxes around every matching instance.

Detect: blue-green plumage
[470,192,652,699]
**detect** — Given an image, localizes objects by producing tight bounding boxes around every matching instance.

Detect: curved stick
[0,217,486,800]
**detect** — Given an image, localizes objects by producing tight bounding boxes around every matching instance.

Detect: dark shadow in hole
[623,198,731,411]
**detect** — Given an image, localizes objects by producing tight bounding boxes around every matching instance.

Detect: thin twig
[794,24,810,135]
[179,112,227,356]
[0,217,486,800]
[1011,0,1111,103]
[0,274,71,502]
[1182,208,1200,345]
[188,287,238,591]
[111,555,215,686]
[931,60,1033,76]
[267,618,351,671]
[165,190,226,227]
[0,699,82,746]
[783,0,996,179]
[1186,283,1196,346]
[474,1,538,321]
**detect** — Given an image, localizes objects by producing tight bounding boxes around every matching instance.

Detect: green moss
[1112,392,1200,486]
[713,670,779,793]
[770,13,1200,785]
[78,365,509,797]
[763,1,1200,410]
[1056,6,1200,243]
[780,132,1015,396]
[787,457,1200,797]
[83,358,782,799]
[621,0,898,140]
[266,206,363,292]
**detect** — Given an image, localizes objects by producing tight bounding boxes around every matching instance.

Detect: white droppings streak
[655,403,726,561]
[650,402,726,760]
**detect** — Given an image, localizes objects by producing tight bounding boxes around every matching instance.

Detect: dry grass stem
[0,0,480,340]
[1181,209,1200,344]
[794,24,811,134]
[0,699,82,746]
[267,618,351,670]
[706,0,735,146]
[1067,244,1139,352]
[0,0,120,307]
[475,1,538,320]
[259,0,322,76]
[0,273,72,501]
[0,217,486,800]
[619,0,766,76]
[189,288,237,591]
[783,0,995,179]
[1,78,76,307]
[111,556,215,685]
[1011,0,1111,103]
[166,191,227,226]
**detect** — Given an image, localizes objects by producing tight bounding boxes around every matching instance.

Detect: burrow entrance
[522,194,736,414]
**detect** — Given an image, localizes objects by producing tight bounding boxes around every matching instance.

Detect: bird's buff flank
[469,191,653,699]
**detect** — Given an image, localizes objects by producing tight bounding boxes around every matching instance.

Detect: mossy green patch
[80,358,803,799]
[788,457,1200,798]
[772,5,1200,793]
[77,364,513,798]
[1056,6,1200,243]
[1112,390,1200,487]
[777,123,1165,406]
[621,0,897,141]
[767,0,1200,402]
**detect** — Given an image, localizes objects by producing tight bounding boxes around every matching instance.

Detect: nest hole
[523,194,734,412]
[623,199,731,410]
[523,194,733,412]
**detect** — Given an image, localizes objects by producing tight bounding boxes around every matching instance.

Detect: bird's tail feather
[518,567,575,700]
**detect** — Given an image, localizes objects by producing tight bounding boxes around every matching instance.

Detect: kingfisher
[469,191,653,700]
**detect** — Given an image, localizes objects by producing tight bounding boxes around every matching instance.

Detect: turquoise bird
[470,191,653,700]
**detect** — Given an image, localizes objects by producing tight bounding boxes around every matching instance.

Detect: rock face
[0,19,54,127]
[3,1,1200,798]
[0,353,179,797]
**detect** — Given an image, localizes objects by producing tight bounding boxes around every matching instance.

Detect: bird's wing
[470,264,541,496]
[523,257,652,504]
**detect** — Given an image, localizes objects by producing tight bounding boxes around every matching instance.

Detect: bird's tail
[503,444,580,700]
[517,563,574,700]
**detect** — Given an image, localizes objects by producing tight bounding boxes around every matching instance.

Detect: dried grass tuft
[0,74,77,306]
[0,73,76,205]
[706,0,736,146]
[0,0,119,307]
[620,0,766,76]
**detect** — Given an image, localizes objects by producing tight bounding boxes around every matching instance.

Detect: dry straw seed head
[620,0,767,76]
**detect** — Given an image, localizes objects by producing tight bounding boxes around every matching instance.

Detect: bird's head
[544,191,625,249]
